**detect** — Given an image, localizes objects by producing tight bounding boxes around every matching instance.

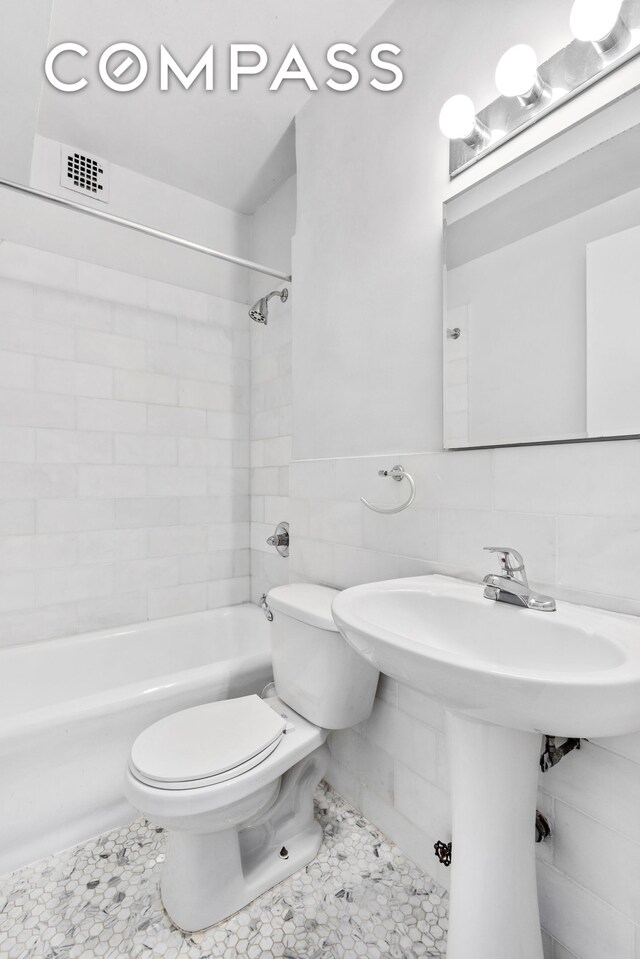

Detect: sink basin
[332,574,640,739]
[331,574,640,959]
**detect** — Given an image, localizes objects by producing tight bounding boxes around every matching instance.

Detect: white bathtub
[0,604,272,875]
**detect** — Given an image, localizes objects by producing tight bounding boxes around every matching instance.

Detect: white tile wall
[247,174,295,601]
[0,242,250,647]
[250,287,292,598]
[289,441,640,958]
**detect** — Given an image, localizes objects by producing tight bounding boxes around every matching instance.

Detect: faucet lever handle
[483,546,526,576]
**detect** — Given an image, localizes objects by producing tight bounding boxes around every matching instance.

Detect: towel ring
[360,465,416,514]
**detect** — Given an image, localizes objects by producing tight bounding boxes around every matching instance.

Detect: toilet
[124,584,379,933]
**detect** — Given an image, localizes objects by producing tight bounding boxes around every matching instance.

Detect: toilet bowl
[124,584,379,932]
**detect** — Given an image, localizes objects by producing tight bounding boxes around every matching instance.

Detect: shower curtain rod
[0,177,292,282]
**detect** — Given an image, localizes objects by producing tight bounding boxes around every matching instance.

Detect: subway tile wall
[289,445,640,959]
[250,287,292,599]
[0,243,251,647]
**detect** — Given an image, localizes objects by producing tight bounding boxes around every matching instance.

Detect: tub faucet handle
[266,521,289,557]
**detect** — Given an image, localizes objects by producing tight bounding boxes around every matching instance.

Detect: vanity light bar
[440,0,640,177]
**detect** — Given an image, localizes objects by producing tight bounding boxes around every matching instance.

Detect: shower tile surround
[289,446,640,959]
[0,244,251,647]
[249,174,295,600]
[249,291,292,599]
[0,783,448,959]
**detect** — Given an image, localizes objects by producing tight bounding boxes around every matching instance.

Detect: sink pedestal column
[445,711,543,959]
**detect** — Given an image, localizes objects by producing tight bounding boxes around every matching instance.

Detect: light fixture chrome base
[592,14,631,55]
[516,73,552,108]
[462,117,491,149]
[449,0,640,178]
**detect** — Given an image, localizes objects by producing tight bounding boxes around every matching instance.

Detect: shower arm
[0,176,292,282]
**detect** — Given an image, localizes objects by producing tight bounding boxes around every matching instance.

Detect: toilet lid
[130,695,287,785]
[130,736,283,790]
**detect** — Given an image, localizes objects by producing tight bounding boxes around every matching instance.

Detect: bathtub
[0,604,272,875]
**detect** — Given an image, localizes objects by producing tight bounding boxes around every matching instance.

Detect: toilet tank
[267,584,379,729]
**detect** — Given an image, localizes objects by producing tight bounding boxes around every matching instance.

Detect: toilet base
[160,744,330,932]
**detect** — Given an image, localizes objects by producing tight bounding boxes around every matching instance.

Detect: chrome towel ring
[360,465,416,514]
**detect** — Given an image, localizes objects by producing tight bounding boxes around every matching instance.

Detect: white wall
[0,127,299,637]
[293,0,576,460]
[23,135,252,304]
[0,243,250,646]
[290,1,640,957]
[0,127,258,647]
[249,175,296,598]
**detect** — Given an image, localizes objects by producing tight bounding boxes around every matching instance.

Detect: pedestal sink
[331,574,640,959]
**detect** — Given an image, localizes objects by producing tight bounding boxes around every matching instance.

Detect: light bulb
[570,0,623,41]
[495,44,539,98]
[439,95,478,141]
[570,0,629,53]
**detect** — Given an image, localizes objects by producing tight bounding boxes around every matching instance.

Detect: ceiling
[22,0,397,213]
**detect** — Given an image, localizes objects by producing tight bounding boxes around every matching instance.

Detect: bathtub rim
[0,602,271,738]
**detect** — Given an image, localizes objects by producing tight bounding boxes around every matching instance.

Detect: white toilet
[124,584,379,933]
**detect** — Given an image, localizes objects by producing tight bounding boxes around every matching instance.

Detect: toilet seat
[129,695,287,790]
[125,695,327,820]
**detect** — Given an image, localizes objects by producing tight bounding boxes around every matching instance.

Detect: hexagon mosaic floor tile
[0,783,448,959]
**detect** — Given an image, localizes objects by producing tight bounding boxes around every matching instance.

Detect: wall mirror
[443,94,640,449]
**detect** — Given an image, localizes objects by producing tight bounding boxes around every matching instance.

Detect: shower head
[249,287,289,325]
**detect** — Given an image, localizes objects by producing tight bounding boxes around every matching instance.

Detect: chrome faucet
[482,547,556,612]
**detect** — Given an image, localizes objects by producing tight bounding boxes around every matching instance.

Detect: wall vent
[60,145,109,202]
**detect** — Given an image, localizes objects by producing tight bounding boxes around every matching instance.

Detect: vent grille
[60,146,109,202]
